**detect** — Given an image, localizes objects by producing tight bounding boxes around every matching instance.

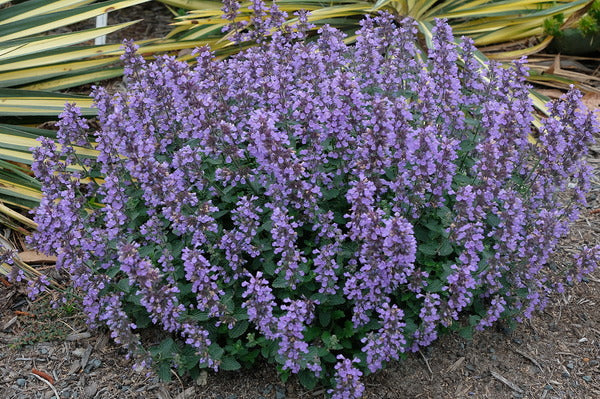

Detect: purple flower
[361,302,407,372]
[568,246,600,283]
[182,248,227,319]
[328,355,365,399]
[241,271,278,339]
[218,196,262,277]
[270,206,307,288]
[276,298,316,373]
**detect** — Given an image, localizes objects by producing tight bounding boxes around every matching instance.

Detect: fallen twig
[31,368,54,384]
[587,275,600,284]
[31,371,60,399]
[446,356,465,373]
[14,310,35,318]
[65,331,91,341]
[2,315,17,330]
[490,370,524,394]
[80,345,92,370]
[418,350,434,380]
[513,348,544,372]
[174,387,196,399]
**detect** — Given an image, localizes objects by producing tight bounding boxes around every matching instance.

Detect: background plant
[26,4,600,398]
[0,0,217,213]
[545,0,600,37]
[160,0,593,59]
[159,0,600,98]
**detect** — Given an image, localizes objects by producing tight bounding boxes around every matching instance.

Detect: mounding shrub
[26,4,599,397]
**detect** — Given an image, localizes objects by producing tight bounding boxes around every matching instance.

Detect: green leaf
[325,294,345,306]
[178,282,193,296]
[322,332,343,350]
[323,188,340,200]
[234,310,249,321]
[208,343,224,360]
[259,220,272,233]
[178,349,201,370]
[304,326,321,342]
[310,292,327,304]
[158,362,172,381]
[486,213,501,227]
[438,241,454,257]
[137,245,154,258]
[458,326,473,340]
[298,369,318,390]
[188,310,210,322]
[125,300,151,328]
[158,338,176,356]
[272,275,288,288]
[414,224,430,242]
[436,206,453,228]
[228,320,249,339]
[460,139,477,153]
[469,314,481,326]
[337,320,355,339]
[279,369,290,383]
[419,242,439,256]
[220,356,241,371]
[258,257,276,275]
[260,339,278,359]
[318,309,331,327]
[115,278,131,294]
[453,174,473,187]
[332,310,345,320]
[426,279,445,293]
[423,219,444,235]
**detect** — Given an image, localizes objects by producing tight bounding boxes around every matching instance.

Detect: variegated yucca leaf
[0,0,226,234]
[160,0,600,95]
[158,0,574,112]
[0,120,102,281]
[0,0,152,116]
[160,0,593,58]
[0,0,149,271]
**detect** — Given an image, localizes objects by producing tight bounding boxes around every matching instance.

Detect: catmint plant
[28,1,599,396]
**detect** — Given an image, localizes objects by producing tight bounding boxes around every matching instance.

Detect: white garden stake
[95,13,108,45]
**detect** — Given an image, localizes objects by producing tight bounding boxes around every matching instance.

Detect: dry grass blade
[526,53,600,94]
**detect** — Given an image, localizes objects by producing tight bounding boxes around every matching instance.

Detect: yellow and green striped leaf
[0,89,96,116]
[0,20,140,61]
[0,0,148,42]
